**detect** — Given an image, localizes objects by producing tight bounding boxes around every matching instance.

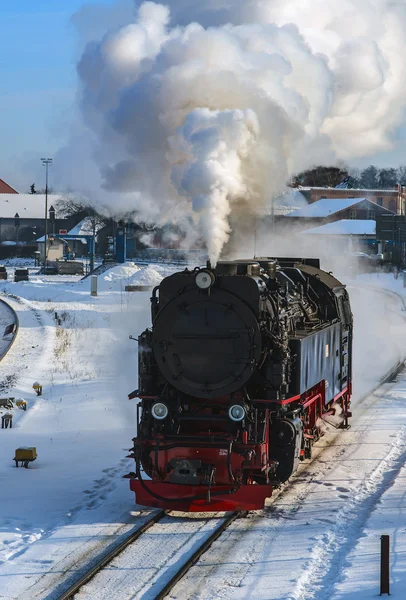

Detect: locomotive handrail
[177,414,229,421]
[172,333,240,339]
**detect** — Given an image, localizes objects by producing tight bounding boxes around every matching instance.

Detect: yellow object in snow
[14,447,37,461]
[32,382,42,396]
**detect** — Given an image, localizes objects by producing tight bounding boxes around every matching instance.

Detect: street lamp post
[14,213,20,245]
[41,158,53,267]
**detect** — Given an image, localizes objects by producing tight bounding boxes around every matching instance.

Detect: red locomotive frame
[129,382,351,512]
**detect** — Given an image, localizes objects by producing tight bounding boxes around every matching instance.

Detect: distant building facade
[285,197,394,231]
[297,186,406,215]
[0,194,72,244]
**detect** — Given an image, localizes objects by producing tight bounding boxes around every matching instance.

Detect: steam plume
[59,0,406,263]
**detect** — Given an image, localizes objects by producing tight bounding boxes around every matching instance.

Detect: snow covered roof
[286,198,369,218]
[302,219,376,236]
[0,194,63,219]
[297,186,399,193]
[68,217,106,236]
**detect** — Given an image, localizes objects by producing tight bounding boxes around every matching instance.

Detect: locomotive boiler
[127,258,353,511]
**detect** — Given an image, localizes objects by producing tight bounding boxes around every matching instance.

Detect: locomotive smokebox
[151,269,262,398]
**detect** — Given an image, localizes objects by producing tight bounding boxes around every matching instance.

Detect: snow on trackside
[0,266,405,600]
[127,264,162,286]
[99,262,141,290]
[98,262,167,291]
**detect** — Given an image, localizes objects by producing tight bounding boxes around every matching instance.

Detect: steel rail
[57,509,167,600]
[153,511,247,600]
[0,296,19,361]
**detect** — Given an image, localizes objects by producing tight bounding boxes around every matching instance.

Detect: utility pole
[41,158,53,268]
[14,213,20,245]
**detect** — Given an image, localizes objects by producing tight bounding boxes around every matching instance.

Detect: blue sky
[1,0,405,193]
[0,0,117,192]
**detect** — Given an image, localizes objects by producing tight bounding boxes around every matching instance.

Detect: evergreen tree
[377,167,398,189]
[291,165,349,188]
[359,165,378,189]
[29,183,37,194]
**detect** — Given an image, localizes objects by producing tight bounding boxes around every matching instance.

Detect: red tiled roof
[0,179,18,193]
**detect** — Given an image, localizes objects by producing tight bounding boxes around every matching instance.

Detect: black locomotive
[128,258,352,511]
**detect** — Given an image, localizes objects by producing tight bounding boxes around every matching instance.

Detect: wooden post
[1,413,12,428]
[380,534,390,595]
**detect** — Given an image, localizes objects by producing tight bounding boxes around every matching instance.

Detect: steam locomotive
[127,258,352,511]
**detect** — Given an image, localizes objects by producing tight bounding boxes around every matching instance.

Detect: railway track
[58,509,167,600]
[60,359,406,600]
[51,283,406,600]
[58,509,244,600]
[58,370,406,599]
[152,511,245,600]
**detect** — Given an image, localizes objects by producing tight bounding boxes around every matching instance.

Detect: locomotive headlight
[151,402,169,420]
[195,270,215,290]
[229,404,245,422]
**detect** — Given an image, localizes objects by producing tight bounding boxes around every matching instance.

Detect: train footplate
[131,480,273,512]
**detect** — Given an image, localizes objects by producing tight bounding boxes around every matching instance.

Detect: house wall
[323,201,392,223]
[0,217,71,243]
[284,200,392,232]
[309,188,406,215]
[38,240,64,262]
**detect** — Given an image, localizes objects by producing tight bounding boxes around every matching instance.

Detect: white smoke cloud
[57,0,406,264]
[168,108,260,263]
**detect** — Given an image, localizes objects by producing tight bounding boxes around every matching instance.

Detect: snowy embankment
[0,262,177,600]
[0,267,404,600]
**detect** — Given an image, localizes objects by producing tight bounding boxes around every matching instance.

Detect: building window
[367,210,376,220]
[349,210,357,219]
[377,197,383,206]
[320,196,327,199]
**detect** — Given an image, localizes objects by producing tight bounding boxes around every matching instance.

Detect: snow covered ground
[0,264,404,599]
[0,262,178,600]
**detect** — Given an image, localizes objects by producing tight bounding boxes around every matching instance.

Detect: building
[0,178,18,194]
[37,237,65,263]
[285,197,394,231]
[0,194,71,243]
[63,216,107,257]
[302,219,377,253]
[296,186,406,215]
